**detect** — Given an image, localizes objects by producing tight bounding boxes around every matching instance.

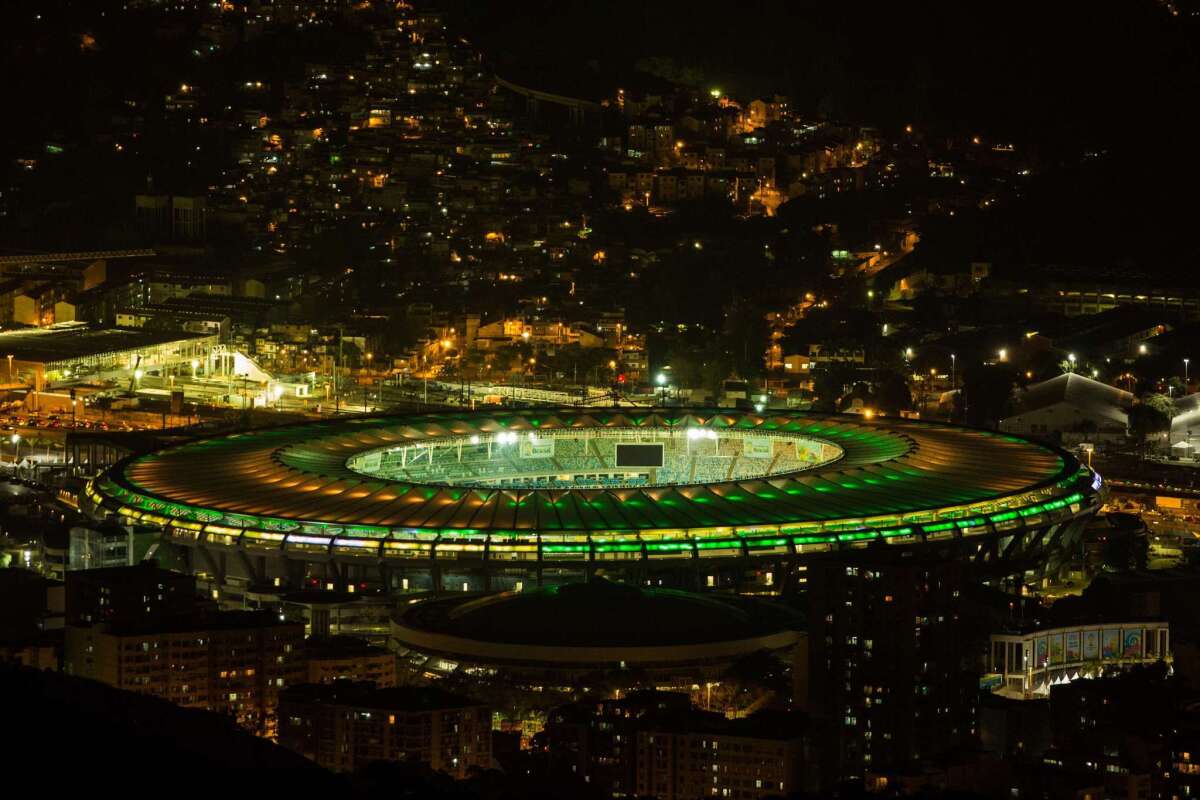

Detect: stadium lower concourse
[81,409,1104,600]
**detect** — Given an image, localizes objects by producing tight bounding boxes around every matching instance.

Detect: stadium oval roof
[398,580,803,648]
[86,409,1096,542]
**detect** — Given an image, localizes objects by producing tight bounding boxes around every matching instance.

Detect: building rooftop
[0,323,212,366]
[100,609,300,637]
[397,579,804,648]
[65,561,189,586]
[1009,373,1133,420]
[552,691,807,740]
[65,561,189,585]
[305,634,390,659]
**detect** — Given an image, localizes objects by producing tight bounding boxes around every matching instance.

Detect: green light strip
[745,538,790,548]
[696,539,742,549]
[594,543,643,553]
[91,472,1095,549]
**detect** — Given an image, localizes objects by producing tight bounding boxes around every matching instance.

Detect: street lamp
[190,359,199,378]
[9,433,19,468]
[950,353,956,387]
[998,348,1007,362]
[1185,358,1190,386]
[656,372,669,406]
[1067,353,1076,373]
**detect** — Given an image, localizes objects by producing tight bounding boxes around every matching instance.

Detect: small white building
[1001,373,1133,437]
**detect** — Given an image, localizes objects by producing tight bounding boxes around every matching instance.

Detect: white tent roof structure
[1003,372,1134,431]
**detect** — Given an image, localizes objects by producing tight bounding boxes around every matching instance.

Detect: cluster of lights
[686,428,719,441]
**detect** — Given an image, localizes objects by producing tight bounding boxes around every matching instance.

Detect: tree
[1144,392,1177,419]
[338,339,363,369]
[960,363,1017,428]
[1128,393,1173,458]
[720,650,791,698]
[811,362,858,413]
[872,369,913,415]
[1102,530,1149,572]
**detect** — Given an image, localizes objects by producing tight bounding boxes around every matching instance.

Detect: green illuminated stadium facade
[82,409,1103,596]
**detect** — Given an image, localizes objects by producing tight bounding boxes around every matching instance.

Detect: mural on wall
[1066,631,1082,661]
[1049,633,1064,665]
[1123,628,1144,659]
[1102,629,1120,659]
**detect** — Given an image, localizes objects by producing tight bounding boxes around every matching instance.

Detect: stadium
[81,408,1104,599]
[390,579,805,691]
